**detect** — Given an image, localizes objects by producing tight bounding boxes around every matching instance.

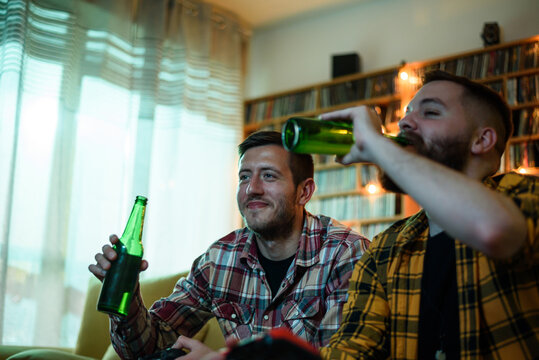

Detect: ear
[297,178,316,206]
[471,127,497,155]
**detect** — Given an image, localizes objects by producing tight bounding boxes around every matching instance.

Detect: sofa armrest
[0,346,76,360]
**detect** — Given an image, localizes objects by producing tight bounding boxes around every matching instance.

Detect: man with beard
[89,131,369,359]
[320,70,538,359]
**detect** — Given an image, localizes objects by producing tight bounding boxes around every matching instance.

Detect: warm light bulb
[517,167,527,174]
[366,184,378,194]
[400,72,409,81]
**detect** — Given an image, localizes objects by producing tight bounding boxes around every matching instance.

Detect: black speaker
[332,53,361,79]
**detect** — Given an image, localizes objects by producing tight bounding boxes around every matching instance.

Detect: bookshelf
[244,67,401,136]
[243,35,539,232]
[398,36,539,174]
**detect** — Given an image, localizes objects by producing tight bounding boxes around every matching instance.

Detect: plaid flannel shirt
[110,212,369,359]
[321,172,539,359]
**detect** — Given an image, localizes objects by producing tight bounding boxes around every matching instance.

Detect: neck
[463,156,497,181]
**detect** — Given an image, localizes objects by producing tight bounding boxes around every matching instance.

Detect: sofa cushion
[7,349,95,360]
[101,346,118,360]
[74,277,111,359]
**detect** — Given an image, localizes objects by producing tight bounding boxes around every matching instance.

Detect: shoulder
[488,172,539,217]
[210,227,250,248]
[309,213,370,256]
[488,172,539,195]
[312,213,365,241]
[368,210,428,256]
[195,228,251,264]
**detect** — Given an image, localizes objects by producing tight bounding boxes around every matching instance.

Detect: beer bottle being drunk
[97,195,147,317]
[282,116,409,156]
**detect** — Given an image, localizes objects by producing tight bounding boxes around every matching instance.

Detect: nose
[246,176,263,196]
[398,112,418,132]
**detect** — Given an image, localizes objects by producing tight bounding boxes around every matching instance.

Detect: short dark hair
[238,131,314,186]
[422,70,512,156]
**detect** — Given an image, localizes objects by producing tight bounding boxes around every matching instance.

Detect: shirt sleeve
[316,228,371,347]
[320,244,390,359]
[109,254,215,359]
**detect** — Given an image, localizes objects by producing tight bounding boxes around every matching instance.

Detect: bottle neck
[120,200,146,256]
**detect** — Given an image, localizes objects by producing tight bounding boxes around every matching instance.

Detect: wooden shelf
[243,35,538,229]
[508,133,539,144]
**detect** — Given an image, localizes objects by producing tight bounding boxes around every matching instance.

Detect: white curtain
[0,0,248,347]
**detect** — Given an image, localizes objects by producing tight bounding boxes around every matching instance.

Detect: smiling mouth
[246,200,268,209]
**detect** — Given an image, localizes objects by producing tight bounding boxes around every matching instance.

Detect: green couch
[1,272,225,360]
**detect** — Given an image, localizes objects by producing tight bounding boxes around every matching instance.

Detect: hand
[320,106,385,165]
[88,234,149,281]
[171,335,226,360]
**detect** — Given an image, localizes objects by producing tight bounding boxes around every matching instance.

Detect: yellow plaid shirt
[321,172,539,359]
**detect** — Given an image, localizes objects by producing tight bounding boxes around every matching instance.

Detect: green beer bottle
[282,116,409,156]
[97,195,147,317]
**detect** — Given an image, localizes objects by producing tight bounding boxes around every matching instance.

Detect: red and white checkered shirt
[110,212,369,359]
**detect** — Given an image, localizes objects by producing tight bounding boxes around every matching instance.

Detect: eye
[239,173,250,182]
[263,172,276,180]
[423,109,440,117]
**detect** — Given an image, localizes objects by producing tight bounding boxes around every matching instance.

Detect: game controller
[139,347,187,360]
[225,328,321,360]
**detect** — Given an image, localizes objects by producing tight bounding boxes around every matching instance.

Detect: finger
[102,244,117,261]
[109,234,119,244]
[224,336,239,348]
[172,335,194,349]
[172,335,207,354]
[200,353,226,360]
[340,145,366,165]
[88,263,106,280]
[319,107,360,121]
[95,252,112,270]
[339,154,354,165]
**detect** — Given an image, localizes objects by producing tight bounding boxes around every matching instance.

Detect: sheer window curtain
[0,0,248,347]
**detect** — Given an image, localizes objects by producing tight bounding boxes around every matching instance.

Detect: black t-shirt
[257,246,295,298]
[418,231,460,359]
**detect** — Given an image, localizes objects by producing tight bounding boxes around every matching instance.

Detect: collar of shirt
[394,210,429,250]
[239,212,322,271]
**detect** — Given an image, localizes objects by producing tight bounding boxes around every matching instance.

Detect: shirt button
[264,315,269,320]
[231,314,237,319]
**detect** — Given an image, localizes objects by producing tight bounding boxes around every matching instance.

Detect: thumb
[339,151,356,165]
[172,335,194,349]
[224,336,240,348]
[140,259,149,272]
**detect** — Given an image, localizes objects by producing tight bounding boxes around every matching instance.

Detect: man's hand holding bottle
[89,234,149,282]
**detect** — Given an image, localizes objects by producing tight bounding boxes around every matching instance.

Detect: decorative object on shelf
[332,52,361,78]
[481,22,500,47]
